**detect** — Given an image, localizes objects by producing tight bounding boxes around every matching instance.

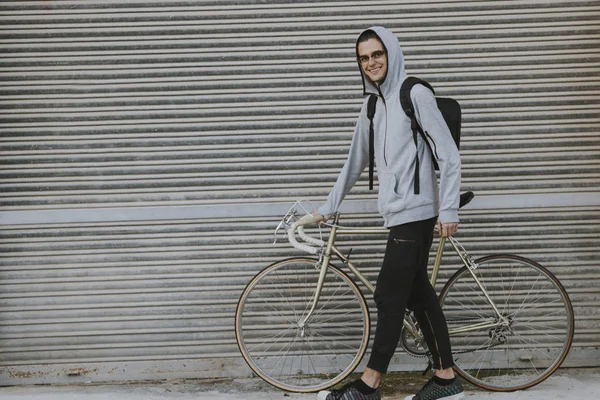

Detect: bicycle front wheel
[439,255,574,391]
[235,257,370,393]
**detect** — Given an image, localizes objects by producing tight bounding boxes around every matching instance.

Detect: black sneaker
[317,380,381,400]
[404,376,464,400]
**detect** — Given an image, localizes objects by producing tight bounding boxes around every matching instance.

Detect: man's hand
[312,210,328,225]
[437,221,458,238]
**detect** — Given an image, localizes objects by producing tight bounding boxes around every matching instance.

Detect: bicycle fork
[298,214,340,330]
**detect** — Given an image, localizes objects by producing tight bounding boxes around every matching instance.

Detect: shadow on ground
[174,371,487,399]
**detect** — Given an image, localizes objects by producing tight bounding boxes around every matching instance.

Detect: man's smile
[357,39,388,85]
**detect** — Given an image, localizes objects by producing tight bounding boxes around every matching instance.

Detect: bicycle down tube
[297,215,337,328]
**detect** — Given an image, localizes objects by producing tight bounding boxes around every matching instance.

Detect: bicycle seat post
[430,236,447,287]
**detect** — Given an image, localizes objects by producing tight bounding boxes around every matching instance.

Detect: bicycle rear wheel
[235,257,370,393]
[439,255,574,391]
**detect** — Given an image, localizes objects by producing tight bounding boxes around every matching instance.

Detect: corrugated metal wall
[1,0,599,386]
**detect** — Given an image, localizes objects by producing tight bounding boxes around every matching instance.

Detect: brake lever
[273,207,299,245]
[273,219,286,245]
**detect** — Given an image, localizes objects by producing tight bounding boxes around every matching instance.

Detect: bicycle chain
[403,317,507,357]
[448,317,508,355]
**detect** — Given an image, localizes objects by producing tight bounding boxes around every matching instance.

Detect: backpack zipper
[424,130,440,161]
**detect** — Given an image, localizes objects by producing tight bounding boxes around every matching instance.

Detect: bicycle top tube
[326,223,387,235]
[282,191,474,256]
[320,191,474,232]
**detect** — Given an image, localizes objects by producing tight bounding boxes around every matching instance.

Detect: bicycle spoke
[245,325,297,354]
[512,275,547,319]
[440,255,573,391]
[501,263,521,317]
[446,292,493,321]
[509,331,567,356]
[236,259,370,392]
[311,330,364,351]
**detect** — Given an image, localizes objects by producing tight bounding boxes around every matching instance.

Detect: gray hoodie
[317,26,461,227]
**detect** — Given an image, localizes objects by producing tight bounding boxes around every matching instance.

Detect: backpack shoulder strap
[366,94,377,190]
[399,77,434,195]
[367,93,378,120]
[400,76,434,117]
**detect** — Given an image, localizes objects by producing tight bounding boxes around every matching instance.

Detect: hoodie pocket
[378,173,407,215]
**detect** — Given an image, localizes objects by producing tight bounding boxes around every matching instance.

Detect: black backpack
[366,77,461,194]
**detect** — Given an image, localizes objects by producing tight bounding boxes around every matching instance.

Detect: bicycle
[234,192,574,394]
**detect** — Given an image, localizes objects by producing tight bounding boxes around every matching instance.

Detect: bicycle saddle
[459,191,474,208]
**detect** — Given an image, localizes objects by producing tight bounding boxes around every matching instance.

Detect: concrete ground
[1,368,598,400]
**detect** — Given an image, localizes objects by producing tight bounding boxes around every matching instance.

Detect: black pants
[366,217,454,373]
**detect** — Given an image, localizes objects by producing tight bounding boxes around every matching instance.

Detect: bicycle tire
[235,257,370,393]
[439,254,574,391]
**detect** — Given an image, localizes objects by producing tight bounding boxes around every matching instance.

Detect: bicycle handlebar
[281,191,475,255]
[287,213,325,255]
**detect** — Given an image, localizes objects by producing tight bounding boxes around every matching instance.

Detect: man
[314,26,464,400]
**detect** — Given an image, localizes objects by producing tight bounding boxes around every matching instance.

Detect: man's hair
[357,29,382,45]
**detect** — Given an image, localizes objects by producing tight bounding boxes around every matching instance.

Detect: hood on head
[357,26,407,98]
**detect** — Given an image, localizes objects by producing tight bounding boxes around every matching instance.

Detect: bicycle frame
[239,199,573,393]
[299,213,510,337]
